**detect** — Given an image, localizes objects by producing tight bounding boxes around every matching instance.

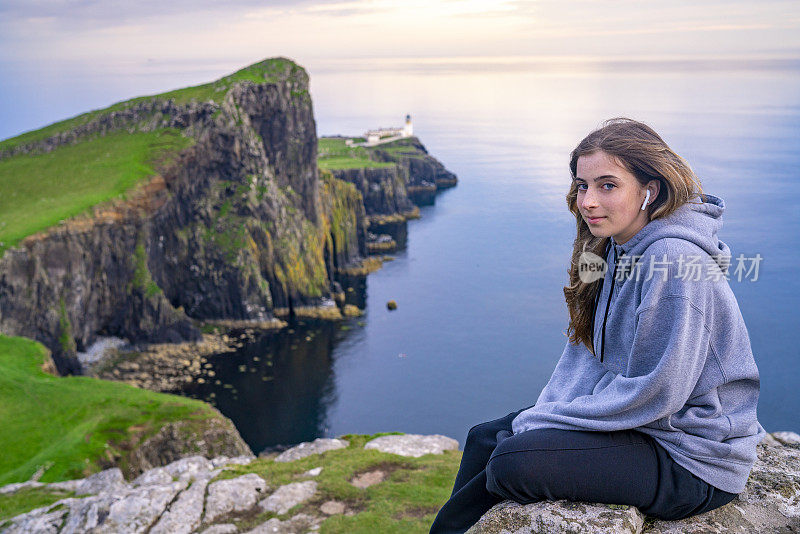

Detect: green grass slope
[0,128,193,257]
[317,137,396,171]
[0,334,219,485]
[207,432,460,533]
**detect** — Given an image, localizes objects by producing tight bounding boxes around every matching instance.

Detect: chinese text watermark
[578,252,763,283]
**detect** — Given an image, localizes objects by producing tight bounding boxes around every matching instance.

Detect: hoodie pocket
[668,395,734,460]
[672,391,730,442]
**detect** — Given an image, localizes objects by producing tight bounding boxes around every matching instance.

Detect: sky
[2,0,798,63]
[1,0,799,139]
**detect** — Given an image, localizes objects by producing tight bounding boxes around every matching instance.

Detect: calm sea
[3,57,799,453]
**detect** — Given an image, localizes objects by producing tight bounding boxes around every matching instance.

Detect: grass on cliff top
[0,334,218,486]
[0,128,193,257]
[317,137,396,171]
[213,432,462,533]
[0,57,304,153]
[366,136,424,157]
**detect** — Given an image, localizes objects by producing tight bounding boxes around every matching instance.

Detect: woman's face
[574,150,659,245]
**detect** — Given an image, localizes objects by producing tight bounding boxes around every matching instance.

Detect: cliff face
[369,136,458,202]
[327,165,417,218]
[0,59,367,374]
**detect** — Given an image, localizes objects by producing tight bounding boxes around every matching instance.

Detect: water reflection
[180,318,352,454]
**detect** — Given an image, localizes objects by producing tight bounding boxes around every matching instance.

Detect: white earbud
[641,189,651,211]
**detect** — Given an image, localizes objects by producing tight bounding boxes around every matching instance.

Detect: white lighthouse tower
[402,114,413,137]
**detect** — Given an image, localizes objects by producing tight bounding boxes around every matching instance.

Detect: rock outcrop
[364,433,460,457]
[273,438,350,462]
[367,135,458,205]
[0,455,256,534]
[123,417,253,480]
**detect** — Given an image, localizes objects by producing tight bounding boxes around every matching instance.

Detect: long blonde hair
[564,117,704,354]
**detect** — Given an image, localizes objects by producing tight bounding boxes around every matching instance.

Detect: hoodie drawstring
[591,240,610,359]
[599,244,619,363]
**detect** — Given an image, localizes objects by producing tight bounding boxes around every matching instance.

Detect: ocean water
[3,58,799,452]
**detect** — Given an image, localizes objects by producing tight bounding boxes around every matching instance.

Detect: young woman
[429,117,766,533]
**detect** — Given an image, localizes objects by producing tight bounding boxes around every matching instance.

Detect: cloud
[0,0,797,64]
[0,0,335,23]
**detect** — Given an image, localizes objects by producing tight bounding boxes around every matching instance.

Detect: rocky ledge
[0,433,459,533]
[2,431,797,533]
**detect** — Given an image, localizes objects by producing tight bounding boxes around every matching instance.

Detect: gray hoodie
[511,193,766,494]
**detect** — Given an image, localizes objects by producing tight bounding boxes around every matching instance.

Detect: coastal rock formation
[367,136,458,205]
[0,59,329,374]
[123,417,253,480]
[328,165,417,218]
[326,135,457,218]
[258,480,318,515]
[0,432,449,533]
[204,473,269,523]
[0,455,255,534]
[0,58,458,375]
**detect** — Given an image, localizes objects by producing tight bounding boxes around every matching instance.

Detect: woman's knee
[467,407,527,443]
[466,421,491,441]
[466,418,506,448]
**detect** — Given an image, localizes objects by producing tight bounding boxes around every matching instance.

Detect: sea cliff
[0,58,456,377]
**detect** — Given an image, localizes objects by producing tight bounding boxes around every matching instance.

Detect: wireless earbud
[641,189,651,211]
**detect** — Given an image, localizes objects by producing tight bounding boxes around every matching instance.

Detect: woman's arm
[512,289,711,435]
[533,340,616,405]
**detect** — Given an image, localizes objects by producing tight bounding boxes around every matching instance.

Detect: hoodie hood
[609,193,730,272]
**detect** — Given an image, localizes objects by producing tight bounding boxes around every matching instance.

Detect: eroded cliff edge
[0,58,457,375]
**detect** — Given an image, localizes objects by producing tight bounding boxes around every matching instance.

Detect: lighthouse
[361,115,414,146]
[402,114,413,137]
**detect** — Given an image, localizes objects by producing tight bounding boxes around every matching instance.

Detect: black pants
[430,405,738,534]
